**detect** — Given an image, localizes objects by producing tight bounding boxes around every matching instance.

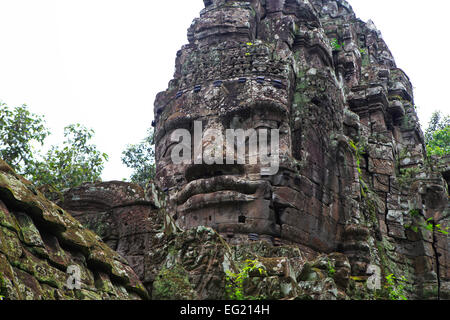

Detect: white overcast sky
[0,0,449,181]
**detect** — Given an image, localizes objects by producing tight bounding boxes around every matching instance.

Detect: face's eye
[163,128,193,160]
[255,125,276,132]
[254,120,280,131]
[162,133,182,159]
[163,141,179,159]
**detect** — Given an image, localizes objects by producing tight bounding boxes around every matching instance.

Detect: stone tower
[153,0,450,299]
[2,0,448,301]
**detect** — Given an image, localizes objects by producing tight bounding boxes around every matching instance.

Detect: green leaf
[121,127,156,187]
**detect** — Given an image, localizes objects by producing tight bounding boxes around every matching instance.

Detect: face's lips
[178,190,257,213]
[176,175,267,206]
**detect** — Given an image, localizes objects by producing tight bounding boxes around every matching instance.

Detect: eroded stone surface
[150,0,449,299]
[0,160,148,300]
[6,0,448,301]
[59,181,162,293]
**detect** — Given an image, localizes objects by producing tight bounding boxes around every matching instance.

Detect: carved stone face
[155,54,292,239]
[154,0,348,249]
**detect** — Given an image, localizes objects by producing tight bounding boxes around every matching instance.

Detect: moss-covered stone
[0,160,148,300]
[0,226,23,261]
[0,253,20,299]
[0,201,20,233]
[14,212,45,248]
[152,264,198,300]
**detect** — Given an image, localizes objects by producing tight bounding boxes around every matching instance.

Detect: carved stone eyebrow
[155,114,200,144]
[218,100,289,124]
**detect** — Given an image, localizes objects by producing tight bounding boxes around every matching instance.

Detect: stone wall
[311,0,450,299]
[0,161,148,300]
[59,181,162,295]
[150,0,449,299]
[2,0,447,300]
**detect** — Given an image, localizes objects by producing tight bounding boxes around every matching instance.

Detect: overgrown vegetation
[384,274,408,300]
[425,111,449,156]
[425,219,449,235]
[245,42,254,56]
[0,100,157,195]
[397,167,421,187]
[0,102,108,194]
[225,259,267,300]
[405,209,449,236]
[349,139,369,197]
[121,127,156,187]
[29,124,108,192]
[327,261,336,277]
[0,102,50,175]
[152,264,196,300]
[330,38,343,51]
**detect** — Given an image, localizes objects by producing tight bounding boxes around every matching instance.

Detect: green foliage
[349,139,369,197]
[152,264,196,300]
[225,259,267,300]
[361,53,370,67]
[0,102,50,175]
[427,127,450,156]
[404,209,421,233]
[384,274,408,300]
[425,111,450,156]
[327,261,336,277]
[397,167,421,187]
[1,103,107,193]
[405,210,449,236]
[28,124,108,191]
[409,209,421,217]
[399,167,421,177]
[331,38,343,51]
[244,42,253,56]
[423,218,449,235]
[121,127,155,187]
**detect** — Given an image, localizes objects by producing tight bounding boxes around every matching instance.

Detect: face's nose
[194,119,228,165]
